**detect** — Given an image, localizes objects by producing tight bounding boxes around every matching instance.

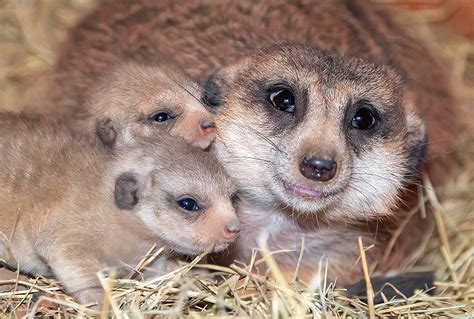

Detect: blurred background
[0,0,472,111]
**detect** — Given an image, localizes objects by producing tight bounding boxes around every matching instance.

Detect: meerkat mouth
[284,182,324,199]
[280,179,343,201]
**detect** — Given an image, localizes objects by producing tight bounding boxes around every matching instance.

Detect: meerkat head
[203,44,427,222]
[83,62,215,150]
[111,136,240,255]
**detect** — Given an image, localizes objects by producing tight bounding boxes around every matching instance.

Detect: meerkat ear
[114,172,142,210]
[202,58,251,109]
[96,117,118,147]
[405,112,428,175]
[202,72,226,108]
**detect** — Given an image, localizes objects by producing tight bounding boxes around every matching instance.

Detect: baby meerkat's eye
[351,107,377,130]
[269,88,295,113]
[151,112,175,122]
[177,198,202,212]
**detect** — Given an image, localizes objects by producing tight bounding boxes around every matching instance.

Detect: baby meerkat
[0,113,239,305]
[77,62,216,150]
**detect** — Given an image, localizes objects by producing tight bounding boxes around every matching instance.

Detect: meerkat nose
[223,219,240,240]
[200,119,215,132]
[300,156,337,182]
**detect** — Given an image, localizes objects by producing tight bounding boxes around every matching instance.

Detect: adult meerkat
[39,1,457,177]
[77,62,215,150]
[206,44,426,283]
[0,113,240,305]
[34,1,459,283]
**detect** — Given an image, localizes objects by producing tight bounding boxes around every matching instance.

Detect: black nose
[299,157,337,182]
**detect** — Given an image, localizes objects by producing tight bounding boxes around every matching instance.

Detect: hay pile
[0,1,472,317]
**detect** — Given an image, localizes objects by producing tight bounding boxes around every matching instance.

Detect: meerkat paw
[73,286,106,309]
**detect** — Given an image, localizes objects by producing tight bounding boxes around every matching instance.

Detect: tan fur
[0,112,238,305]
[31,0,460,284]
[75,62,215,150]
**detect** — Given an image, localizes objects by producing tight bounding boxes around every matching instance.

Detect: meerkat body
[0,113,239,305]
[31,1,459,283]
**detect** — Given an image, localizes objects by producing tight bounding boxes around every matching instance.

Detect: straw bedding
[0,1,472,317]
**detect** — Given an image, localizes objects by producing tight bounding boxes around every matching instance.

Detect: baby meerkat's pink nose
[200,119,215,134]
[223,219,240,240]
[190,119,216,149]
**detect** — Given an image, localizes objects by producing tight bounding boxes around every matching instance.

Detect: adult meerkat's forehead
[239,45,401,92]
[205,44,404,110]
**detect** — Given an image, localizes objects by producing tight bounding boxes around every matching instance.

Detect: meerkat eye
[151,112,175,122]
[269,88,295,113]
[177,198,202,212]
[351,107,376,130]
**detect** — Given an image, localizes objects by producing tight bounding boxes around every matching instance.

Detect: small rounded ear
[202,58,251,110]
[405,112,428,174]
[202,72,226,109]
[96,117,118,148]
[114,172,141,210]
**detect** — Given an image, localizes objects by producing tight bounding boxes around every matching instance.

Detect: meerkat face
[203,45,427,222]
[87,63,215,150]
[113,141,240,256]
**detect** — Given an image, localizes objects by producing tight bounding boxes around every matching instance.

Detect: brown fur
[36,0,458,179]
[33,0,460,284]
[0,112,239,305]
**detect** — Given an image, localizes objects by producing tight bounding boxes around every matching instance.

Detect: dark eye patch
[345,100,380,128]
[243,78,308,135]
[343,99,383,153]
